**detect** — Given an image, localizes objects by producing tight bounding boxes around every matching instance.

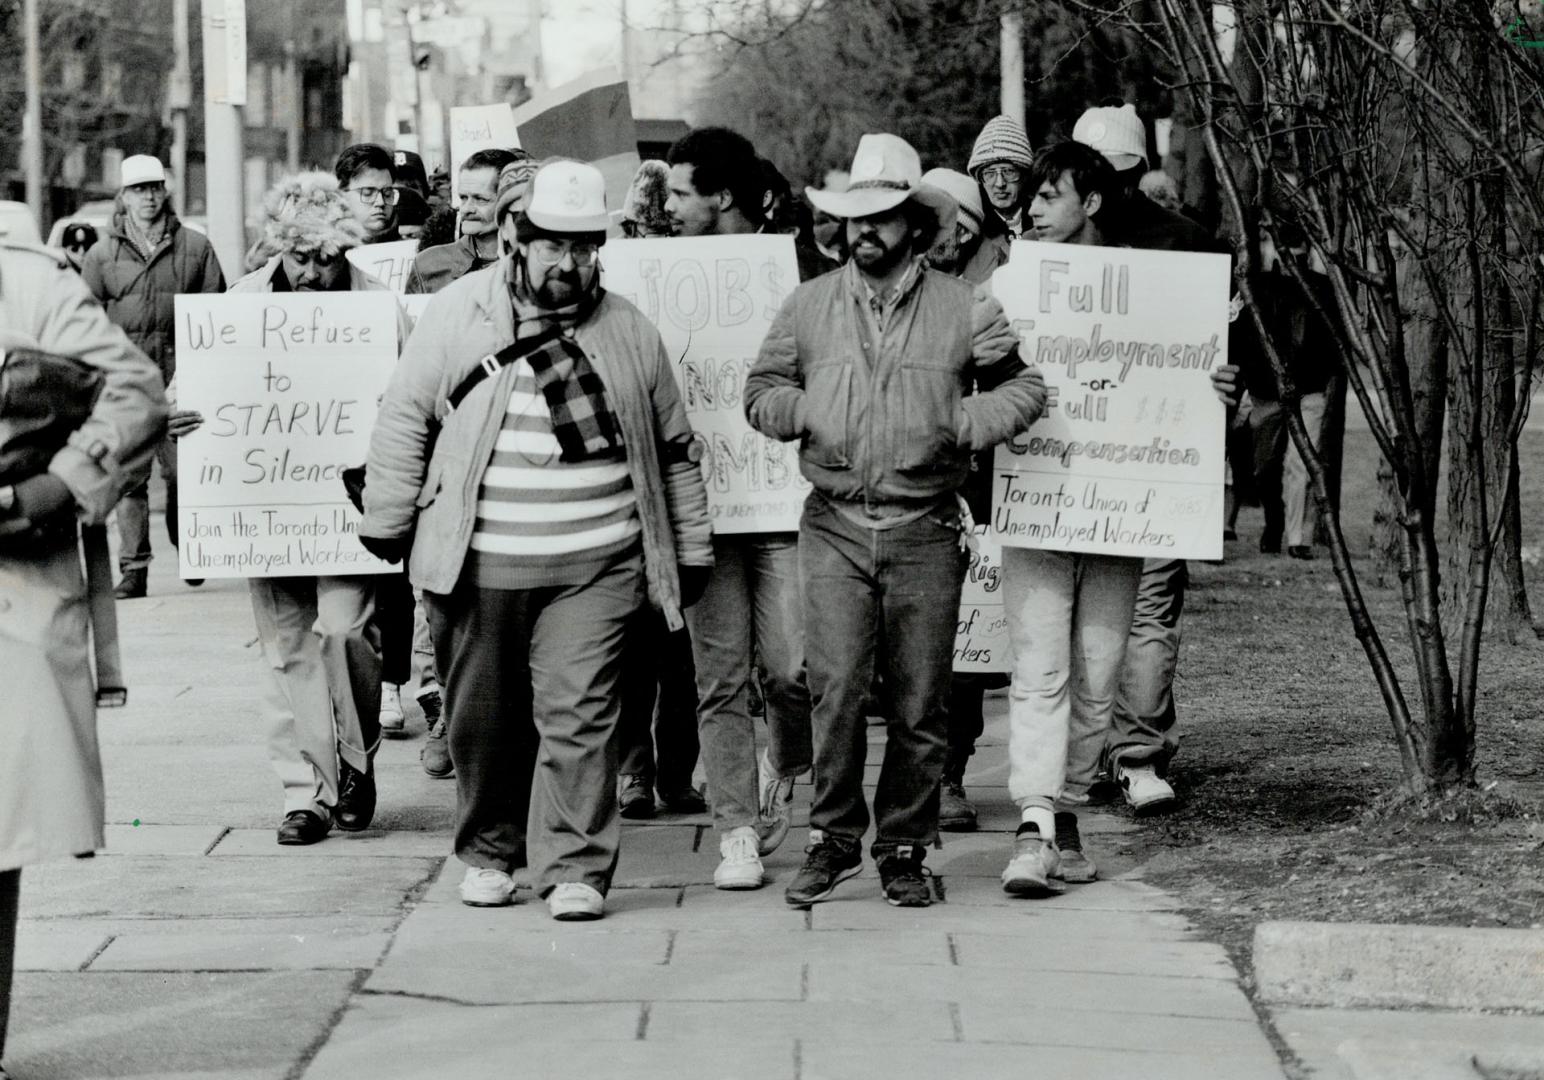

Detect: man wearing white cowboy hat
[360,159,713,922]
[746,133,1047,909]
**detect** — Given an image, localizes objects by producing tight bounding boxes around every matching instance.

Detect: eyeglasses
[347,186,400,207]
[980,165,1021,184]
[530,240,600,267]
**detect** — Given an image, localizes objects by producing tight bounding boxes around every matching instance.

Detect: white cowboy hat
[806,133,951,225]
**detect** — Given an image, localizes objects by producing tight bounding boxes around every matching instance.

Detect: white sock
[1019,806,1055,837]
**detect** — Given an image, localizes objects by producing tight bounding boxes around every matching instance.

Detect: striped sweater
[467,358,641,590]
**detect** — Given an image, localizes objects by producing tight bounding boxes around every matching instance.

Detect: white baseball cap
[1073,105,1148,171]
[120,154,167,188]
[522,160,610,234]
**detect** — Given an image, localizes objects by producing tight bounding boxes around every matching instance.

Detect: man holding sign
[747,133,1046,909]
[992,143,1237,897]
[177,173,407,847]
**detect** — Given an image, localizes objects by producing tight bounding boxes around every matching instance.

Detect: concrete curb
[1254,920,1544,1011]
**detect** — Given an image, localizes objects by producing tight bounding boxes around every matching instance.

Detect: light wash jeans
[686,534,811,833]
[249,576,381,817]
[1283,391,1327,548]
[1003,548,1142,813]
[1111,559,1187,773]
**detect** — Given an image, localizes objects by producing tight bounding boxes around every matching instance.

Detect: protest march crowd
[2,88,1342,1059]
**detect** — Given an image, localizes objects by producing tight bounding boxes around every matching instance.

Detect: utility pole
[1000,6,1025,132]
[23,0,44,230]
[202,0,248,279]
[170,0,192,215]
[284,40,302,171]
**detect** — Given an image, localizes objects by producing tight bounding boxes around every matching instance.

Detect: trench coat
[0,241,166,872]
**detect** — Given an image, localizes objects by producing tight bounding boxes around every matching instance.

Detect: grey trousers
[1110,558,1188,774]
[248,576,382,817]
[430,554,644,897]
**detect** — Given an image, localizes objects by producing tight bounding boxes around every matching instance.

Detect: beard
[851,232,909,275]
[535,267,587,307]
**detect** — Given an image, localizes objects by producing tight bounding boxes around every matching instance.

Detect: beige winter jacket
[1,241,167,871]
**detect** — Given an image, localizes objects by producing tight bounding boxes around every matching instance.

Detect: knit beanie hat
[261,171,365,258]
[967,116,1035,179]
[1073,104,1148,171]
[621,159,674,237]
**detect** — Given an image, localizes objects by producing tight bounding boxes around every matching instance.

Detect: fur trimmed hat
[967,115,1035,178]
[621,159,673,237]
[260,171,365,258]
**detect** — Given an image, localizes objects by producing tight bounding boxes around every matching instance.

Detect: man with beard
[406,148,522,295]
[360,160,713,921]
[746,134,1046,908]
[176,172,409,845]
[661,126,813,890]
[920,167,1006,286]
[81,154,225,599]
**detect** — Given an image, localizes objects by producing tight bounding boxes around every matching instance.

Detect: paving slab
[13,926,113,971]
[1256,921,1544,1011]
[5,971,358,1080]
[960,1000,1275,1054]
[210,828,452,858]
[950,931,1235,978]
[99,824,227,855]
[645,1000,957,1044]
[668,928,953,966]
[1271,1005,1544,1080]
[803,1040,1286,1080]
[805,962,1259,1020]
[90,926,392,971]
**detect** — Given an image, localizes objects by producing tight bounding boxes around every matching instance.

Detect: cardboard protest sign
[513,68,640,228]
[603,234,810,533]
[955,526,1010,673]
[347,239,417,294]
[990,242,1230,560]
[449,103,520,201]
[173,293,400,578]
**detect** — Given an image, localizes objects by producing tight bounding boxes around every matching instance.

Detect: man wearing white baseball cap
[746,133,1047,909]
[919,166,1007,286]
[360,159,713,922]
[81,153,225,600]
[1073,102,1230,816]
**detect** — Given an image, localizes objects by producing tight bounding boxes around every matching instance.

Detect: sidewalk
[6,561,1292,1079]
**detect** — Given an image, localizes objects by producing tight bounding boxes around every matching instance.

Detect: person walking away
[746,133,1046,908]
[360,160,713,921]
[1,234,167,1078]
[665,126,815,889]
[80,154,225,599]
[406,148,524,295]
[188,172,408,845]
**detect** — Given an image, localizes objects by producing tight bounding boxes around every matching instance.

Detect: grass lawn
[1129,427,1544,964]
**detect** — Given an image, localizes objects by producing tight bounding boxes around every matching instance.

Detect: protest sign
[448,103,520,201]
[990,241,1231,560]
[513,68,640,228]
[173,293,400,579]
[955,526,1011,673]
[346,239,417,294]
[602,234,810,532]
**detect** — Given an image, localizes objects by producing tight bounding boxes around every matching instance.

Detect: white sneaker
[379,683,406,736]
[548,882,605,921]
[757,748,795,856]
[1117,763,1177,814]
[1001,828,1062,898]
[714,826,765,890]
[459,866,515,907]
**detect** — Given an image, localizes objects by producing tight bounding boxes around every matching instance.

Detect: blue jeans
[800,494,966,852]
[686,534,811,833]
[1110,558,1187,773]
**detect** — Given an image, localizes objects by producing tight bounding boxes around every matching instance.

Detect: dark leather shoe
[618,773,655,819]
[276,809,330,846]
[114,568,147,600]
[657,784,708,815]
[334,760,377,831]
[1288,545,1314,560]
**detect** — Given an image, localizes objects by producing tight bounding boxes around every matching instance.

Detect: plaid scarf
[508,261,623,463]
[123,211,170,263]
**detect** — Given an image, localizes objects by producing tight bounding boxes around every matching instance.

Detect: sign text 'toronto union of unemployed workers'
[990,241,1231,561]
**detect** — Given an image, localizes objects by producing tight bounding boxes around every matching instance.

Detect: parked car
[0,200,42,243]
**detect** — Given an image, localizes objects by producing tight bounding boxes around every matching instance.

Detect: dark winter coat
[80,209,226,382]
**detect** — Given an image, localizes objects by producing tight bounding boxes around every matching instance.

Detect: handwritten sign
[347,240,417,294]
[990,242,1230,560]
[955,527,1010,673]
[449,103,520,201]
[173,293,400,578]
[603,235,810,533]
